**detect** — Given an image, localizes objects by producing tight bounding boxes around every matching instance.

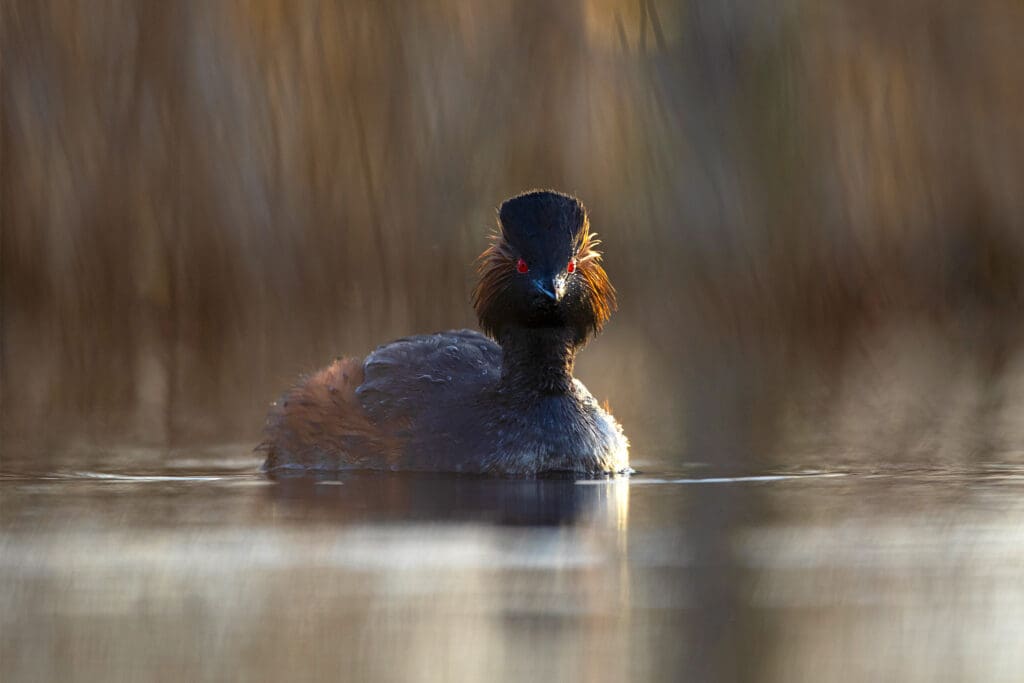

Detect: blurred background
[4,3,1024,682]
[4,0,1024,469]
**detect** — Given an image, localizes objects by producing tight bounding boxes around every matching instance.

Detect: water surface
[2,449,1023,682]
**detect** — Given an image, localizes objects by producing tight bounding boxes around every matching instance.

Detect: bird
[259,189,629,475]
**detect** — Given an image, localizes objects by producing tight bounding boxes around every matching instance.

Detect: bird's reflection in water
[266,470,628,528]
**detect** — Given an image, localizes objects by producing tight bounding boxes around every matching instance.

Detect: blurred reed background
[3,0,1024,469]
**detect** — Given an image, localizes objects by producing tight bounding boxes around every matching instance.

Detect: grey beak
[533,277,564,302]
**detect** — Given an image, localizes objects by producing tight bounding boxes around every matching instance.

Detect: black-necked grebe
[260,190,629,475]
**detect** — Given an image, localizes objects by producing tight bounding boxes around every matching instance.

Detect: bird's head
[473,190,616,346]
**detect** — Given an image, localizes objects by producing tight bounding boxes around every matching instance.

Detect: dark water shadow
[265,470,620,527]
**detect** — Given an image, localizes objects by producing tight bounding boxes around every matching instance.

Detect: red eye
[567,258,576,274]
[516,258,528,273]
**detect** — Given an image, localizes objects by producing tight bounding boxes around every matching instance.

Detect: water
[2,448,1023,682]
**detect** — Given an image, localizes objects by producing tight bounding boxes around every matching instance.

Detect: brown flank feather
[259,357,404,469]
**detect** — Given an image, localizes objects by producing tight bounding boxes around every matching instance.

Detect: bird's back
[357,329,501,424]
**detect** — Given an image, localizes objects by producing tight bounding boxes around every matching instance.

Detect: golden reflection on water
[613,476,630,535]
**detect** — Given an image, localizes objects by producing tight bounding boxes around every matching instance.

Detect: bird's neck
[497,327,579,396]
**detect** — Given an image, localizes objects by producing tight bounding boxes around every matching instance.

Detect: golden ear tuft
[472,233,515,338]
[576,225,617,334]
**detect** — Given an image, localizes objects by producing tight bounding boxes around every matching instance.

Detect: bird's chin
[523,307,565,328]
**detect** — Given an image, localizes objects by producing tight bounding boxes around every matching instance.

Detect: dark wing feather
[356,329,501,425]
